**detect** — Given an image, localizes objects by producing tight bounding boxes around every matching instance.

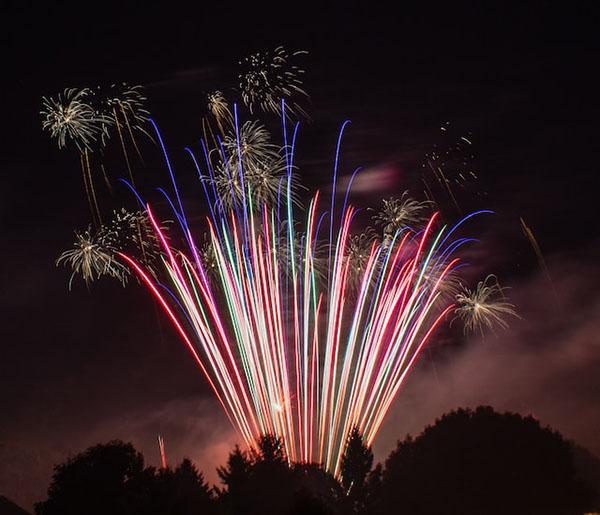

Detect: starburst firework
[57,209,165,288]
[373,192,432,242]
[207,90,232,134]
[56,227,126,289]
[344,229,379,290]
[41,88,107,153]
[213,121,289,210]
[239,46,309,118]
[454,275,518,335]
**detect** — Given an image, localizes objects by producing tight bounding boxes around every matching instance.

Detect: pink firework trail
[157,434,168,469]
[119,104,487,475]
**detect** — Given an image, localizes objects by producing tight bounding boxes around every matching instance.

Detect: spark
[422,123,484,212]
[57,209,164,288]
[56,227,126,289]
[100,208,164,275]
[213,121,289,210]
[222,120,281,173]
[198,234,219,278]
[94,83,152,183]
[454,275,518,335]
[372,192,432,242]
[41,88,107,153]
[102,83,150,125]
[238,46,309,118]
[157,435,168,469]
[207,90,232,135]
[520,217,557,302]
[344,229,379,291]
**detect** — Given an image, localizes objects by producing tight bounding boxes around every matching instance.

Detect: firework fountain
[112,102,496,476]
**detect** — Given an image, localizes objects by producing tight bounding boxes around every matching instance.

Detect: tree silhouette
[246,434,293,514]
[364,463,382,515]
[340,427,374,514]
[217,434,342,514]
[291,463,342,514]
[216,446,253,515]
[34,441,217,515]
[152,458,215,515]
[34,440,153,515]
[253,433,287,464]
[217,436,292,515]
[380,406,596,515]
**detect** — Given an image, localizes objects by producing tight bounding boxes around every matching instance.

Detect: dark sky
[2,1,599,509]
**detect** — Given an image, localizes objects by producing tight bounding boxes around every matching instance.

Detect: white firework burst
[238,46,309,118]
[207,90,232,132]
[454,275,518,335]
[56,227,126,289]
[373,192,432,240]
[41,88,108,153]
[213,121,290,210]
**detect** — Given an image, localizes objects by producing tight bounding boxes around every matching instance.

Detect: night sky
[2,2,599,508]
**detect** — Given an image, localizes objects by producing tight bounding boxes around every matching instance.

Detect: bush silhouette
[380,406,595,515]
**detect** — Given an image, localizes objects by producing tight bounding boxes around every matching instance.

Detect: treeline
[35,407,600,515]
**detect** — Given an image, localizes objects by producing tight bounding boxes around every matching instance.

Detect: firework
[423,261,462,301]
[270,224,328,281]
[42,84,153,224]
[157,435,168,469]
[519,217,557,298]
[102,83,149,124]
[56,227,126,289]
[344,229,379,291]
[422,122,484,212]
[121,197,461,476]
[100,208,163,272]
[207,91,232,135]
[454,275,517,335]
[211,159,286,211]
[57,209,164,288]
[222,121,281,171]
[113,110,492,477]
[197,234,219,278]
[239,46,309,118]
[95,83,152,183]
[41,88,107,153]
[372,192,432,243]
[212,121,289,210]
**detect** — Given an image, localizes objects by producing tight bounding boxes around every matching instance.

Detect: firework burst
[239,46,309,118]
[102,83,150,123]
[56,227,126,289]
[212,121,289,210]
[222,121,281,171]
[207,90,232,135]
[100,208,163,273]
[211,158,287,211]
[41,88,107,153]
[344,229,379,291]
[454,275,518,335]
[421,122,485,212]
[197,234,219,278]
[94,83,152,183]
[57,209,164,288]
[373,192,432,242]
